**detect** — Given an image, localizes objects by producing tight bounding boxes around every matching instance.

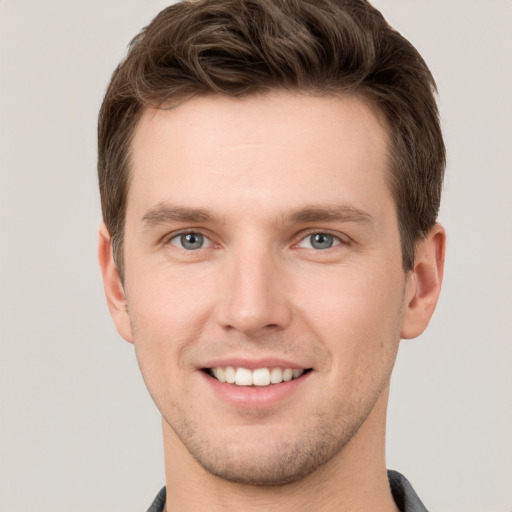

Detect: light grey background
[0,1,510,511]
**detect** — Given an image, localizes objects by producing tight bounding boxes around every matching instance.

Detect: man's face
[115,92,415,484]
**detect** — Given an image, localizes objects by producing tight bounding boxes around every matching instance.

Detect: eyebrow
[141,202,374,229]
[141,204,220,227]
[285,204,374,226]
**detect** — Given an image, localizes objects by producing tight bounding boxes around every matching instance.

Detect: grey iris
[181,233,204,250]
[310,233,334,250]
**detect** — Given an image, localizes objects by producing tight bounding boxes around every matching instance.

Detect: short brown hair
[98,0,445,277]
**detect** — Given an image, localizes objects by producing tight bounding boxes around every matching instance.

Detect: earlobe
[401,223,446,340]
[98,223,133,343]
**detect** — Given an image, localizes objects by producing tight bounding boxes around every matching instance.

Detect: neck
[162,386,399,512]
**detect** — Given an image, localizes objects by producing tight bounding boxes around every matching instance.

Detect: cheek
[126,262,218,337]
[294,264,405,363]
[124,265,219,399]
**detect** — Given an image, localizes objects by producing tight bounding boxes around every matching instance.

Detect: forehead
[127,92,392,223]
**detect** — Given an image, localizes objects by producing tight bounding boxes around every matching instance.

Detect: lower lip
[200,371,312,409]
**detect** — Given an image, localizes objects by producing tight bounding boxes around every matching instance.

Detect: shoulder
[146,486,166,512]
[388,470,429,512]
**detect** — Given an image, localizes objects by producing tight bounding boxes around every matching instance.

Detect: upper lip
[200,357,310,370]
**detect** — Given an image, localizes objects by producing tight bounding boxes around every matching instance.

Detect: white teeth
[224,366,236,383]
[216,367,226,383]
[235,367,253,386]
[210,366,306,386]
[270,367,283,384]
[252,368,270,386]
[282,368,293,382]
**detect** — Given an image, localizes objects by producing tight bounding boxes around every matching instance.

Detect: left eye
[169,232,211,250]
[297,233,341,250]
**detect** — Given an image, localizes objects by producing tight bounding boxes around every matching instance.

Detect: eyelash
[295,232,345,250]
[167,231,213,250]
[165,230,348,252]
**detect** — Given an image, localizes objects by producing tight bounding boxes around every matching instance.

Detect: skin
[99,92,445,511]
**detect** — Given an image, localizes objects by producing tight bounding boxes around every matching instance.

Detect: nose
[215,245,292,337]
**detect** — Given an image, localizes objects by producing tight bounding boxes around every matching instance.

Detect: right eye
[168,232,211,250]
[296,232,342,250]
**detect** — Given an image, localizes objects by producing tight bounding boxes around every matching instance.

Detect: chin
[174,418,361,487]
[193,447,330,486]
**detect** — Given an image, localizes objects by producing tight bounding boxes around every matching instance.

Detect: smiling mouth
[204,366,312,387]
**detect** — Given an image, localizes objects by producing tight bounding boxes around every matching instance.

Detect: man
[97,0,445,510]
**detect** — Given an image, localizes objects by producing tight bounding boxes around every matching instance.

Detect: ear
[98,223,133,343]
[401,223,446,339]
